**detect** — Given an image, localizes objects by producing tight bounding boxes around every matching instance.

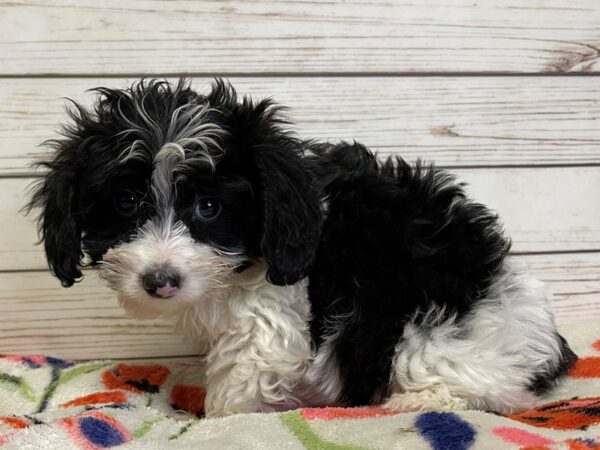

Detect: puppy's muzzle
[141,271,181,298]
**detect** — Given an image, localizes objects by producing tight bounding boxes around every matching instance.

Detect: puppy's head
[29,79,321,317]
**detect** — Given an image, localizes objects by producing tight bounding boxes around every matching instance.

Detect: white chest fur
[175,264,313,416]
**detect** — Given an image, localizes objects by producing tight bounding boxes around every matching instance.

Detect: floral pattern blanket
[1,324,599,449]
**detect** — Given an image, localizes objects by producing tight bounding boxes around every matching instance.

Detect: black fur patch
[306,142,511,405]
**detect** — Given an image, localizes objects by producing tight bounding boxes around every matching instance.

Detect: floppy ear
[254,138,322,286]
[207,80,322,285]
[29,167,83,287]
[27,99,92,287]
[27,92,116,287]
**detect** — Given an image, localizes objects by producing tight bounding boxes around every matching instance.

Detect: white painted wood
[0,271,197,359]
[460,168,600,253]
[2,178,47,271]
[1,1,599,75]
[1,77,600,176]
[7,168,600,271]
[0,0,598,360]
[0,253,597,359]
[524,253,600,325]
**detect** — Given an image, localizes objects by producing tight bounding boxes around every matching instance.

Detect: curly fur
[29,78,576,416]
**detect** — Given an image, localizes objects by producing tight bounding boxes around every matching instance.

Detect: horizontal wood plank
[527,253,600,324]
[5,167,600,271]
[0,253,598,359]
[1,0,599,75]
[1,77,600,176]
[0,271,196,359]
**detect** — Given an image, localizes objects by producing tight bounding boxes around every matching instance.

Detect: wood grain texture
[0,271,196,359]
[526,253,600,324]
[1,77,600,176]
[1,0,599,75]
[0,253,598,359]
[6,166,600,270]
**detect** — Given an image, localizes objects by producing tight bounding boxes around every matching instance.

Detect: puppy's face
[30,80,321,317]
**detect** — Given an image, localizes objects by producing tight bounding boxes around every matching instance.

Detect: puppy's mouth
[146,282,178,299]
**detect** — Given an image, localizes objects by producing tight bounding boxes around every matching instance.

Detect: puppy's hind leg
[381,263,570,414]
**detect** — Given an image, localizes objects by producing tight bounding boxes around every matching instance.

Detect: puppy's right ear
[29,163,83,287]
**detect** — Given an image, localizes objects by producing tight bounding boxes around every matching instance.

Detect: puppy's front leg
[203,315,311,417]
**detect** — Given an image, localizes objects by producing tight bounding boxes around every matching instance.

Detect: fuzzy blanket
[1,324,599,450]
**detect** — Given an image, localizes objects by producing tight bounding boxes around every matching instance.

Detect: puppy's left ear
[254,134,322,286]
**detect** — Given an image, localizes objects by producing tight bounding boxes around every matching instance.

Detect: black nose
[142,272,181,298]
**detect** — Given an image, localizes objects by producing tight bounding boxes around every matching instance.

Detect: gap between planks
[2,72,600,79]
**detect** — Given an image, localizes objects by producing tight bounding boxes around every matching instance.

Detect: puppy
[30,79,576,417]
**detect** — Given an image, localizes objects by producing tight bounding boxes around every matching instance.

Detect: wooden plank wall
[0,1,599,359]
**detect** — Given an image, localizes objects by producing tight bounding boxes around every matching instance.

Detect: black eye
[194,197,221,221]
[114,190,139,216]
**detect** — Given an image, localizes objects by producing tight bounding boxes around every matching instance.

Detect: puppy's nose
[142,272,180,298]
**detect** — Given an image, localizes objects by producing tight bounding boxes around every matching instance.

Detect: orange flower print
[0,417,29,429]
[170,384,206,417]
[570,339,600,378]
[102,364,170,394]
[0,417,31,446]
[506,397,600,430]
[60,391,129,408]
[571,358,600,378]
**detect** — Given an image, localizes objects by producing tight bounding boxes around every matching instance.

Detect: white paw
[383,385,470,412]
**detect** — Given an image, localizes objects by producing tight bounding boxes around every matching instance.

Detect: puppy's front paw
[383,385,469,412]
[204,400,276,418]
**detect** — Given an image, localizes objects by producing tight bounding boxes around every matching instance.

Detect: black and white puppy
[30,79,576,417]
